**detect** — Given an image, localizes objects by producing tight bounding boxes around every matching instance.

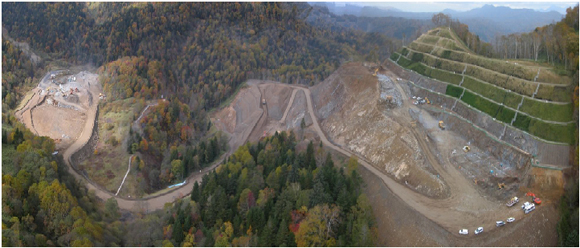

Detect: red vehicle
[526,192,542,205]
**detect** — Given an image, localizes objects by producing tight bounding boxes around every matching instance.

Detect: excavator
[526,192,542,205]
[438,121,446,130]
[372,68,379,77]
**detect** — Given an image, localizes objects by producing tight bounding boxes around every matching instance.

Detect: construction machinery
[372,68,379,77]
[522,202,536,214]
[462,146,470,152]
[438,121,446,130]
[506,196,519,207]
[526,192,542,205]
[498,183,506,189]
[262,98,266,105]
[425,97,430,104]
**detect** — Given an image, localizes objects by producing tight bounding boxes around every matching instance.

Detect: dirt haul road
[251,80,529,237]
[60,82,226,211]
[63,76,528,235]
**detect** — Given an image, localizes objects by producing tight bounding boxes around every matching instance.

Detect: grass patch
[495,106,516,123]
[528,119,575,144]
[400,47,409,56]
[429,68,462,84]
[512,113,573,144]
[397,55,413,68]
[390,52,400,61]
[513,113,531,131]
[437,28,454,39]
[80,98,139,194]
[536,84,572,102]
[408,42,433,54]
[520,98,574,122]
[438,38,464,52]
[445,84,463,98]
[462,76,506,103]
[461,91,500,117]
[15,90,35,111]
[420,35,440,45]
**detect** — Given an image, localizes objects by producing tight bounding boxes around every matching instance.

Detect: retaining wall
[387,59,570,167]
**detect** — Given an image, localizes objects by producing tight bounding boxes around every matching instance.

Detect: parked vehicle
[507,217,515,223]
[522,202,536,214]
[474,227,484,235]
[506,196,519,207]
[496,221,506,227]
[459,229,468,235]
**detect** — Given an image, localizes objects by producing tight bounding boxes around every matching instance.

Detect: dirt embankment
[213,85,263,151]
[310,62,447,198]
[71,107,99,170]
[284,90,312,129]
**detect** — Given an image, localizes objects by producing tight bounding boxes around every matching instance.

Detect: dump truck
[506,196,519,207]
[262,98,266,105]
[438,121,445,130]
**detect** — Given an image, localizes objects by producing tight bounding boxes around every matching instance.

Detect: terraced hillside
[390,27,575,145]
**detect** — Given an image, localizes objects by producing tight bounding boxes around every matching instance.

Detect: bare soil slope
[310,62,446,198]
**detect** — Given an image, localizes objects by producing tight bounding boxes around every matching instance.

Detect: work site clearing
[16,59,566,245]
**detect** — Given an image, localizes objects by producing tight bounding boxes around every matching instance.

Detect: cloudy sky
[329,1,576,13]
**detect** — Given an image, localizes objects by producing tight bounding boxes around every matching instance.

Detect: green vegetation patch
[430,45,571,85]
[445,84,463,98]
[408,42,433,54]
[536,84,572,102]
[429,68,462,84]
[495,106,516,123]
[520,98,574,122]
[462,76,506,104]
[397,55,413,67]
[390,52,400,61]
[461,91,500,117]
[512,113,574,144]
[437,38,464,52]
[528,119,575,144]
[437,28,454,39]
[420,35,440,45]
[400,47,410,56]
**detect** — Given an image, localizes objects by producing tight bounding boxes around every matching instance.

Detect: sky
[325,1,577,13]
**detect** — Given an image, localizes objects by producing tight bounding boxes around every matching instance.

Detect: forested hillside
[124,132,376,247]
[3,2,397,191]
[1,114,125,246]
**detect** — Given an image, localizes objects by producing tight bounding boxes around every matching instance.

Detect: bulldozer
[438,121,446,130]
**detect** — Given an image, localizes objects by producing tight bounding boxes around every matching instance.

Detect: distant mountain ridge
[317,3,564,42]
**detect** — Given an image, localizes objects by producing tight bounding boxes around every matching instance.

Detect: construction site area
[210,60,567,246]
[15,70,102,150]
[11,27,569,246]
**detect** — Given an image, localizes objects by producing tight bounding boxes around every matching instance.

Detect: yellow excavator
[438,121,446,130]
[373,68,379,77]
